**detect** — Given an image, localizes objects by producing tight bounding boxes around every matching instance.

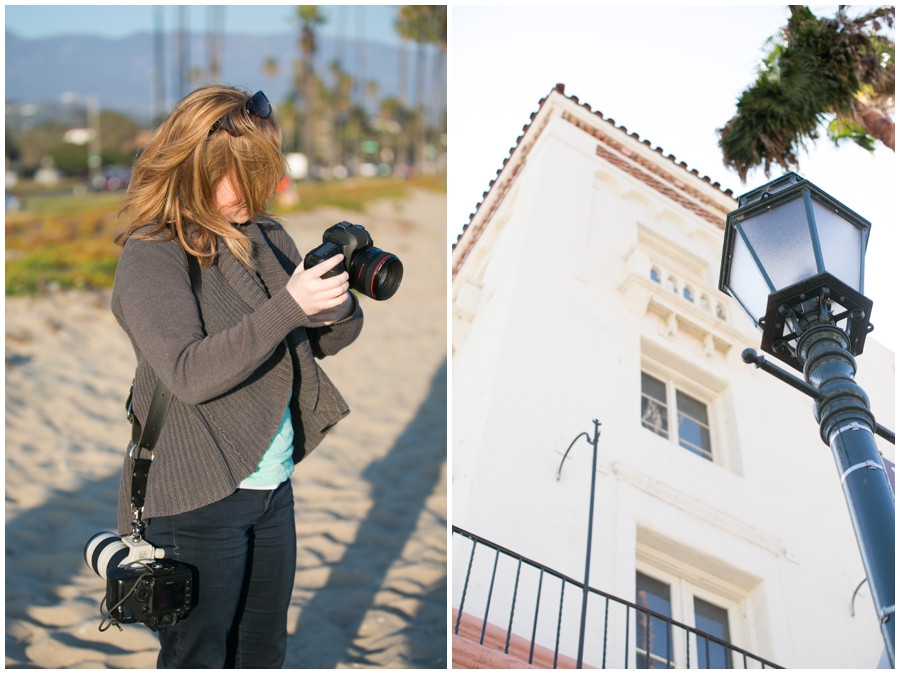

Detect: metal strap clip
[125,385,135,423]
[128,441,154,462]
[829,421,874,445]
[840,460,885,484]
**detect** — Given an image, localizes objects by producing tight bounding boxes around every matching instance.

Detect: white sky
[448,5,896,353]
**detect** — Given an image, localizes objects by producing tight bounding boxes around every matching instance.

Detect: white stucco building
[451,84,895,669]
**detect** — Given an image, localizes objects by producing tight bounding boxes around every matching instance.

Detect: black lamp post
[557,419,602,670]
[718,172,894,666]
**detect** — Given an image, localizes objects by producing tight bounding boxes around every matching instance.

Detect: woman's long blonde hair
[116,85,285,267]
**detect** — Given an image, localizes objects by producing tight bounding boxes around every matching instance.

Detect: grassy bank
[5,176,444,295]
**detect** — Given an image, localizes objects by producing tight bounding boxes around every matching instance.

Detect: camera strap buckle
[119,534,165,566]
[125,383,135,423]
[130,459,152,506]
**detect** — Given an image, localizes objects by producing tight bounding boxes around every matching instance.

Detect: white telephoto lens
[84,532,128,580]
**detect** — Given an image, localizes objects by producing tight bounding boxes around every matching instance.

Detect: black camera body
[304,221,403,301]
[84,531,194,632]
[106,559,193,632]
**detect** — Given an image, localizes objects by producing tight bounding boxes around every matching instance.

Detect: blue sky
[4,5,405,47]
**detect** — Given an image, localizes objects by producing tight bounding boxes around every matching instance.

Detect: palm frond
[828,115,877,151]
[718,5,895,181]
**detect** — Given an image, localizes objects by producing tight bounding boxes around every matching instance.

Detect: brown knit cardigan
[111,219,363,534]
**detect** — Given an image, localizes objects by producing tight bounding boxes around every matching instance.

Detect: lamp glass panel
[741,197,818,291]
[728,230,771,325]
[811,200,862,291]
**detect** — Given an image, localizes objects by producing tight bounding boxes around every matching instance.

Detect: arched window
[650,267,661,284]
[682,286,694,303]
[716,305,726,321]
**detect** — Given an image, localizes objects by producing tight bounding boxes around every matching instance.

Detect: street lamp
[718,172,895,666]
[61,92,101,190]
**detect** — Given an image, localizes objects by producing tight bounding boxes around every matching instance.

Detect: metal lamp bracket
[761,272,873,372]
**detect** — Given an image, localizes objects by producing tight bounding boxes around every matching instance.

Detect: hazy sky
[4,5,404,46]
[448,5,897,352]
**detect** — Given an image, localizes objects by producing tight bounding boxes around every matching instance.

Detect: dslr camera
[84,532,193,632]
[304,221,403,301]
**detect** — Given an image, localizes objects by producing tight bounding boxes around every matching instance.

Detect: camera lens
[84,532,129,581]
[349,247,403,301]
[136,586,152,602]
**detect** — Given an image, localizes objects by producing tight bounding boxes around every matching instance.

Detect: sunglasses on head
[209,90,272,137]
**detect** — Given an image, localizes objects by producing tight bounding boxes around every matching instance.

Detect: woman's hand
[286,255,350,318]
[305,292,354,328]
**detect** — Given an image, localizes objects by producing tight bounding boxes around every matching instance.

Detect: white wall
[452,95,894,669]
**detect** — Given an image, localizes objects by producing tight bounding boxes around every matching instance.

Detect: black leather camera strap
[130,252,202,515]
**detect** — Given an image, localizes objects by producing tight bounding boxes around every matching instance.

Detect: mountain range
[6,31,441,122]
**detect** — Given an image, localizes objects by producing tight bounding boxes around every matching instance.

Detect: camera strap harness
[99,250,206,633]
[127,253,203,541]
[128,382,173,539]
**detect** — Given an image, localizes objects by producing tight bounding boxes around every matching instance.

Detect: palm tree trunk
[857,104,894,151]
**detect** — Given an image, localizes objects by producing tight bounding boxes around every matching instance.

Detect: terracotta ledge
[452,609,593,669]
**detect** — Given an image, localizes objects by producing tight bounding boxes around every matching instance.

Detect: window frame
[634,560,743,669]
[640,361,718,463]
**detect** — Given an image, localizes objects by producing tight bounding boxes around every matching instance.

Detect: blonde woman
[112,86,362,667]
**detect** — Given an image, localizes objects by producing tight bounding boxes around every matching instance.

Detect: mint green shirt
[239,399,295,489]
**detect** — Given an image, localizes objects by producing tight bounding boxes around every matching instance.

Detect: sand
[4,188,448,668]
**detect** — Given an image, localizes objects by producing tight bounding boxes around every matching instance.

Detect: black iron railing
[453,526,782,669]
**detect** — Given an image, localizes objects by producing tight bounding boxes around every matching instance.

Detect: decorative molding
[619,279,744,361]
[452,109,551,279]
[594,142,726,229]
[454,87,738,281]
[612,461,793,561]
[660,312,678,340]
[561,110,732,224]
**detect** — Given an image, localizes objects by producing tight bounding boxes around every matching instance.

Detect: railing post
[602,596,609,669]
[554,580,565,669]
[455,539,477,635]
[625,604,630,669]
[480,549,499,645]
[505,559,522,654]
[529,569,544,665]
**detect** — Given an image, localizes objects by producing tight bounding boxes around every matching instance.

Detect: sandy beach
[5,188,448,668]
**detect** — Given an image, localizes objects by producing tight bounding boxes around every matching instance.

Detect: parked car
[100,166,131,191]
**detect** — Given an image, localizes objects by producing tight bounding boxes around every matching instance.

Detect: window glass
[636,572,674,669]
[682,287,693,302]
[676,390,712,461]
[651,268,661,283]
[641,373,669,439]
[694,597,732,669]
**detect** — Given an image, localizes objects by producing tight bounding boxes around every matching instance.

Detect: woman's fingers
[286,254,352,316]
[305,253,345,278]
[315,271,350,290]
[306,293,354,327]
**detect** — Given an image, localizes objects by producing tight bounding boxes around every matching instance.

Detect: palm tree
[396,6,446,171]
[263,57,279,83]
[718,6,894,181]
[297,5,327,176]
[328,58,354,167]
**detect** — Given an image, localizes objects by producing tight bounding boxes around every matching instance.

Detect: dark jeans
[144,480,296,668]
